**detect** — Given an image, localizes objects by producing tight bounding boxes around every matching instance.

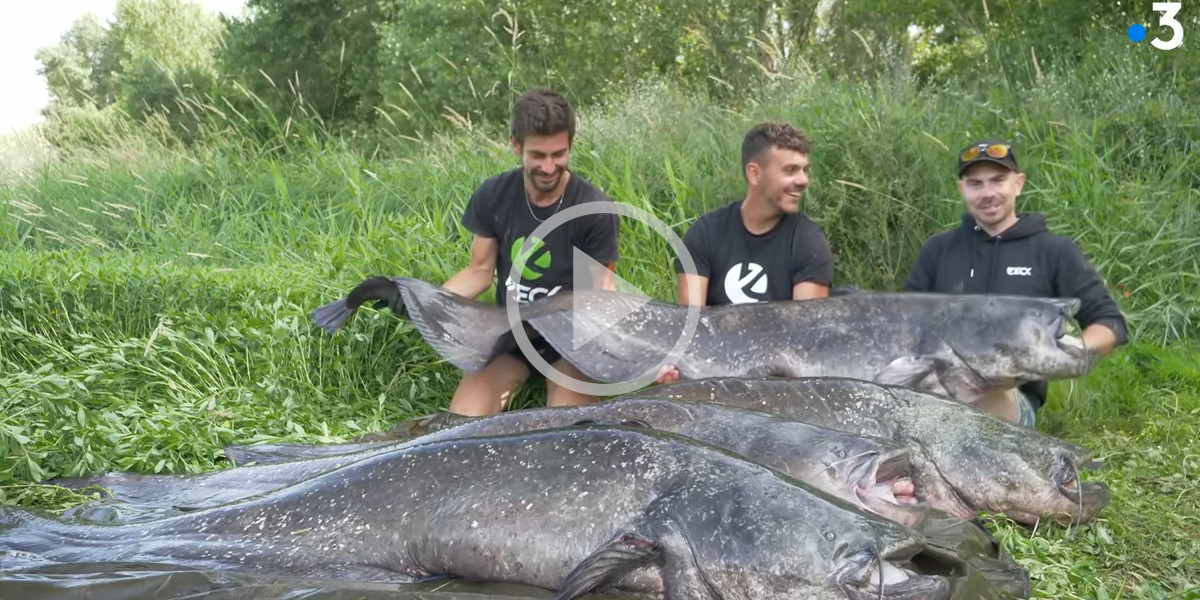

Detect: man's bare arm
[442,236,498,298]
[793,281,830,300]
[588,262,617,292]
[678,273,708,306]
[652,273,709,385]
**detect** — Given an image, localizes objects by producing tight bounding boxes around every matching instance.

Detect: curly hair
[741,122,812,179]
[510,87,576,146]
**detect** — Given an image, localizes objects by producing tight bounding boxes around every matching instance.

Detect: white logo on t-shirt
[724,262,768,303]
[1006,266,1032,276]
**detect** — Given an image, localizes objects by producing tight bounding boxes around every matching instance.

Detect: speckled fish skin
[311,276,1096,405]
[524,289,1096,406]
[3,427,956,600]
[631,377,1111,526]
[407,398,930,529]
[52,398,928,530]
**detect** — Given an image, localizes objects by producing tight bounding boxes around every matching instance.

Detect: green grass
[0,125,57,191]
[1,31,1198,600]
[992,344,1200,599]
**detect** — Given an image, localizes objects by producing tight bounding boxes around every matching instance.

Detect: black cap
[957,138,1019,177]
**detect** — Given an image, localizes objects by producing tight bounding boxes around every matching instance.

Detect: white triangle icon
[572,247,653,351]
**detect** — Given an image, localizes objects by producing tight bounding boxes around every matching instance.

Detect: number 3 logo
[1152,2,1184,50]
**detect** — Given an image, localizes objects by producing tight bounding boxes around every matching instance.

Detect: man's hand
[589,262,617,292]
[1080,323,1118,357]
[653,365,681,385]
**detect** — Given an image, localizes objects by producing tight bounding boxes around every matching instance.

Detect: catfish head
[748,423,930,530]
[877,294,1099,403]
[823,441,930,531]
[925,424,1110,526]
[623,473,956,600]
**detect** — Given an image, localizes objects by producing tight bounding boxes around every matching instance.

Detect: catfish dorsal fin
[552,529,661,600]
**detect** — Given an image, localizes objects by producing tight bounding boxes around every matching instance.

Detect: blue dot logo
[1128,24,1147,42]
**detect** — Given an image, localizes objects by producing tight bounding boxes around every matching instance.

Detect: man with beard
[903,138,1128,426]
[440,87,620,416]
[656,121,835,384]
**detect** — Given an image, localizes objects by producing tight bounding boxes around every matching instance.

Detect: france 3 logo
[1128,2,1184,50]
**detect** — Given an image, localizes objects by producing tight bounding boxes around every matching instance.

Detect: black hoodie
[904,212,1129,409]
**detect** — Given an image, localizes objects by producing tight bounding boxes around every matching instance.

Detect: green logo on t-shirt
[511,236,552,280]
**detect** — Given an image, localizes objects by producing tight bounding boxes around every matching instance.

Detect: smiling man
[439,87,620,416]
[655,121,835,384]
[674,121,834,307]
[903,138,1128,426]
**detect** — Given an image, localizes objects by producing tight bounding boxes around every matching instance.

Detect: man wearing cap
[903,139,1128,427]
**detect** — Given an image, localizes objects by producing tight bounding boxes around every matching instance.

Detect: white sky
[0,0,247,134]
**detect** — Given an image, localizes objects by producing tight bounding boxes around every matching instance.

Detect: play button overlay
[506,201,700,397]
[571,247,652,351]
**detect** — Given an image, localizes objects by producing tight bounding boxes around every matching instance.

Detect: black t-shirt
[462,168,620,306]
[674,200,834,305]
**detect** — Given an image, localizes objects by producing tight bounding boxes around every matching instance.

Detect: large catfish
[631,376,1111,527]
[310,275,1096,404]
[53,398,927,529]
[2,426,976,600]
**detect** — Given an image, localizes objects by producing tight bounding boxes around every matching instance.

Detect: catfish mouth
[1051,315,1084,354]
[851,449,930,529]
[1035,312,1097,381]
[1047,308,1095,369]
[1050,453,1112,525]
[1004,451,1112,526]
[1057,480,1111,517]
[836,547,951,600]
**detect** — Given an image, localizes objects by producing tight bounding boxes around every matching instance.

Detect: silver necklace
[525,185,563,223]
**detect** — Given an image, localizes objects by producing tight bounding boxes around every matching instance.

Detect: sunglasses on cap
[960,143,1012,162]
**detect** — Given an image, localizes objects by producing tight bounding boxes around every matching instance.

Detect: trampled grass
[1,33,1198,600]
[990,345,1200,599]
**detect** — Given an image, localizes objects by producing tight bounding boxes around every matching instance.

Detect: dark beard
[528,169,562,194]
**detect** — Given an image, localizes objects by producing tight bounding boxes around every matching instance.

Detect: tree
[35,13,115,108]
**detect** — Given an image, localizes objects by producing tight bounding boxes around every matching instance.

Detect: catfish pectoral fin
[552,529,661,600]
[874,355,942,389]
